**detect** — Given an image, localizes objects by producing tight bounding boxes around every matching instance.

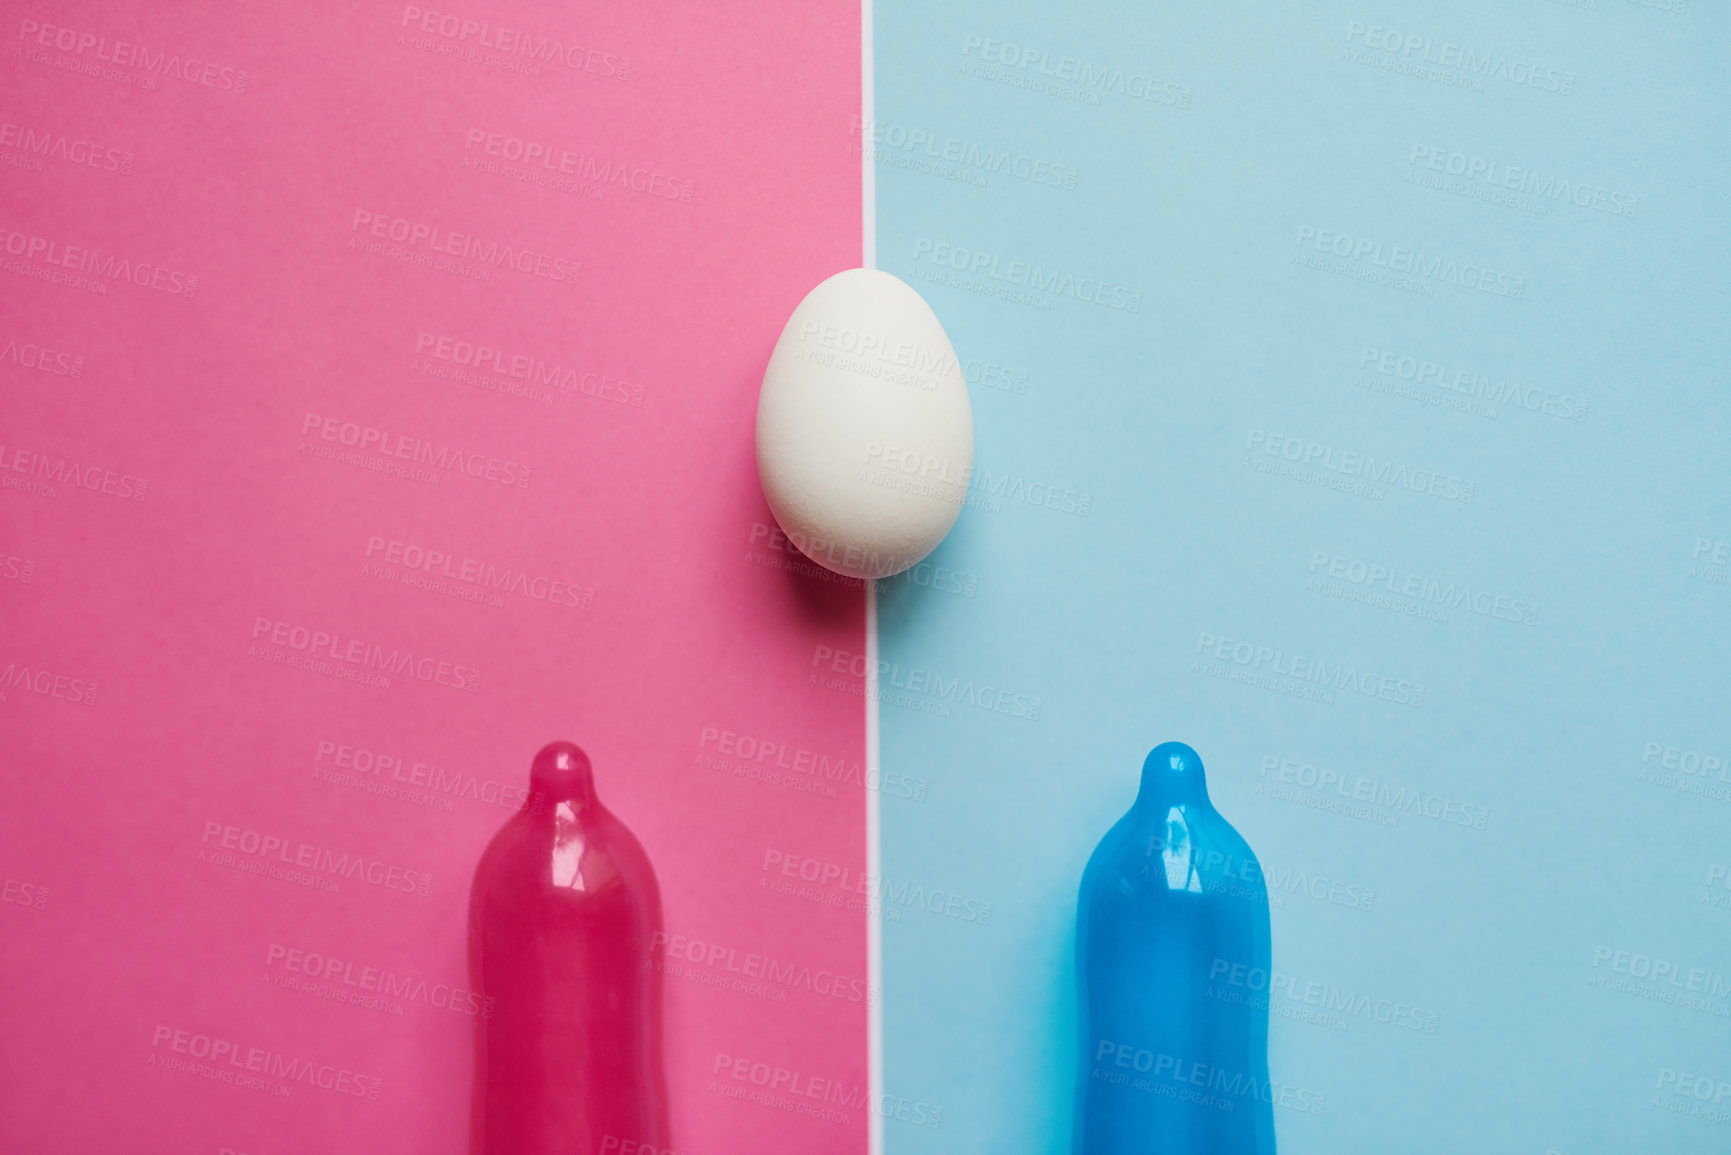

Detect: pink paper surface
[0,3,865,1151]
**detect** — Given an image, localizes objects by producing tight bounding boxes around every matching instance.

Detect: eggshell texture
[755,269,974,580]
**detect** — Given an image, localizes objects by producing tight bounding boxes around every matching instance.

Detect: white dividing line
[862,7,883,1153]
[862,0,877,275]
[865,580,883,1155]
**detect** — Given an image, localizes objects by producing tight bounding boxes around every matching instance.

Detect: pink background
[0,2,866,1151]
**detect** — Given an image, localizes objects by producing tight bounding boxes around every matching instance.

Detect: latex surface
[1075,742,1275,1154]
[468,742,669,1155]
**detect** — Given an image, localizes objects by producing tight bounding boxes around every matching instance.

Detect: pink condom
[468,742,670,1155]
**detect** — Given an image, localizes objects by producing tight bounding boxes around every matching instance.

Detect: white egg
[756,269,975,580]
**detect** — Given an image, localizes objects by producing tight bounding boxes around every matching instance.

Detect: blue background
[873,2,1731,1151]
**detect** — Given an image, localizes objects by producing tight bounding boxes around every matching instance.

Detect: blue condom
[1075,742,1276,1154]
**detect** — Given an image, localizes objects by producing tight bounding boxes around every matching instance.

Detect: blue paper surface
[872,2,1731,1150]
